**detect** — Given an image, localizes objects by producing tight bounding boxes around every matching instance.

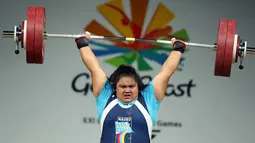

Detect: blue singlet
[96,79,162,143]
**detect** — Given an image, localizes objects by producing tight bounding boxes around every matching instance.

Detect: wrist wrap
[75,37,89,49]
[172,41,186,53]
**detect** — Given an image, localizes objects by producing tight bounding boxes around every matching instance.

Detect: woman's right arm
[75,32,107,97]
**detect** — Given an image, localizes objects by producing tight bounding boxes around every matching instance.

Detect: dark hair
[109,64,145,91]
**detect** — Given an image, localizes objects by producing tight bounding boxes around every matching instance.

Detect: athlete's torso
[96,80,161,143]
[100,94,151,143]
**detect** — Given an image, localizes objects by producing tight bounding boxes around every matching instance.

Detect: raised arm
[153,38,186,101]
[75,32,107,97]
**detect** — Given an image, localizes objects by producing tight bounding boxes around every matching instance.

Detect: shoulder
[142,81,154,92]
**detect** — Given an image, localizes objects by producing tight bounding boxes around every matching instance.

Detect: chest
[100,102,151,142]
[104,104,148,128]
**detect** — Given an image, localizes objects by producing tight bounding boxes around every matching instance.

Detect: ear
[137,78,146,90]
[110,82,116,91]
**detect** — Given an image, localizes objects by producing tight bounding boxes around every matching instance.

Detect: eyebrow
[118,83,136,86]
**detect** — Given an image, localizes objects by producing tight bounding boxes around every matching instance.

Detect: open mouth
[124,94,131,98]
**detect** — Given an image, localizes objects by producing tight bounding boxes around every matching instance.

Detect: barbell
[1,6,255,77]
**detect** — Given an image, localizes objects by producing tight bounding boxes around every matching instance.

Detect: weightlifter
[74,31,186,143]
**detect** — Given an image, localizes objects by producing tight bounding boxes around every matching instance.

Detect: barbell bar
[1,6,255,77]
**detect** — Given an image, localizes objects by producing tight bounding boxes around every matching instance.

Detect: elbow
[160,65,178,79]
[156,95,165,101]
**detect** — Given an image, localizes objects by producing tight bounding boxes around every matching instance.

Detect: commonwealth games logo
[84,0,190,71]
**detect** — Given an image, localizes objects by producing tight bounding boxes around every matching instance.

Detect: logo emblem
[115,117,133,142]
[84,0,190,71]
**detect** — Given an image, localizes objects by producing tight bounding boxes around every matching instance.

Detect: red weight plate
[214,19,228,76]
[34,7,46,64]
[26,7,36,63]
[21,21,24,48]
[235,35,240,63]
[223,20,236,77]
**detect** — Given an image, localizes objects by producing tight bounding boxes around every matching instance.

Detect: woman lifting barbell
[74,31,186,143]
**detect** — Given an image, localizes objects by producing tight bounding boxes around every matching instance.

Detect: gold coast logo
[84,0,190,71]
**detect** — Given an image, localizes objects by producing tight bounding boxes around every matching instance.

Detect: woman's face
[116,76,139,103]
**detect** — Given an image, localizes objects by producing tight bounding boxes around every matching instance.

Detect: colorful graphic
[84,0,190,71]
[115,117,133,143]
